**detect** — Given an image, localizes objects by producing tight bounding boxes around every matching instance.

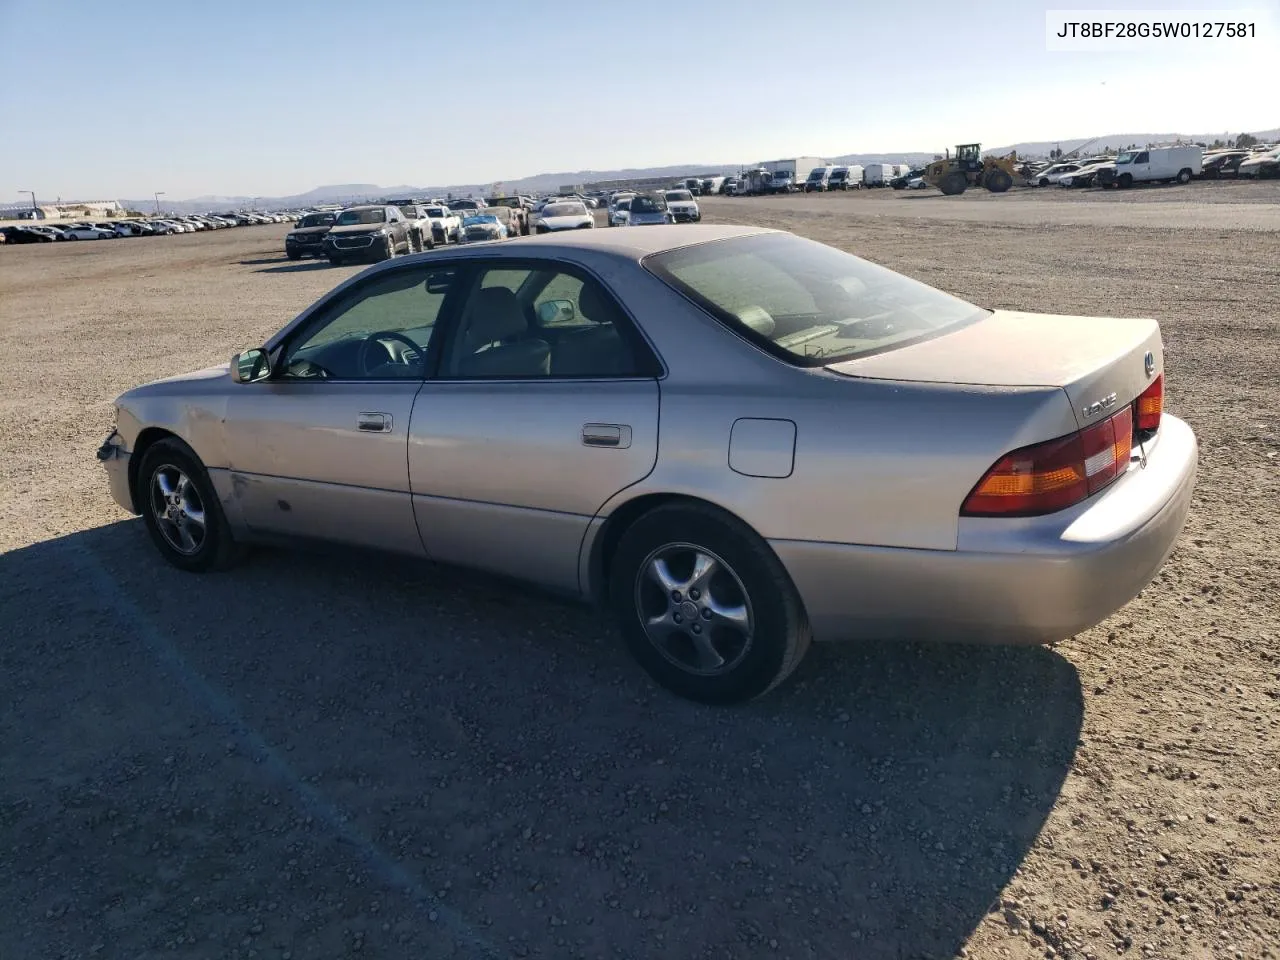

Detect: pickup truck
[484,196,531,236]
[423,204,462,244]
[394,203,436,250]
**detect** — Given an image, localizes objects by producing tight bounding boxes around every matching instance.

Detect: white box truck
[1097,145,1203,188]
[760,157,827,194]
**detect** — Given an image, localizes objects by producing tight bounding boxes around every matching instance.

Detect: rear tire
[939,171,968,195]
[985,169,1013,193]
[136,438,243,573]
[609,503,811,704]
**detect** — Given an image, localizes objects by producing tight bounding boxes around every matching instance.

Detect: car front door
[407,259,662,594]
[224,261,462,554]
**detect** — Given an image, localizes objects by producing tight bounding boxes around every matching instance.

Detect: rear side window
[645,233,987,366]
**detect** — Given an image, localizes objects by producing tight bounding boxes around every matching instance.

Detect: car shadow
[1,521,1083,960]
[238,256,286,265]
[254,260,336,274]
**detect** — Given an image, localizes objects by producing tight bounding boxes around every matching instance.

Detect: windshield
[830,170,847,179]
[298,213,335,228]
[426,208,445,217]
[336,208,385,225]
[630,195,667,213]
[542,202,586,217]
[464,215,497,225]
[615,199,631,210]
[664,191,693,202]
[645,233,987,366]
[807,170,825,180]
[1115,152,1137,164]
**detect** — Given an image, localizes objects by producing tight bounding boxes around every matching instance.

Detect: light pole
[154,191,165,216]
[20,190,36,218]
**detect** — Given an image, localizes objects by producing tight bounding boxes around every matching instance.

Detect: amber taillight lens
[1136,374,1163,433]
[961,406,1134,517]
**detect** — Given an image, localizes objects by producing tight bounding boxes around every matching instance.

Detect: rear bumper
[773,414,1198,645]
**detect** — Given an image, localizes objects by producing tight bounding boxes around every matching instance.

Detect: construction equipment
[922,143,1019,195]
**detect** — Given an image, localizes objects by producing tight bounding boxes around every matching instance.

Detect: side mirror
[537,299,576,325]
[231,348,270,383]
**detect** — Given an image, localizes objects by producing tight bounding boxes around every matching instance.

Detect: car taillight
[1136,373,1163,432]
[961,407,1134,517]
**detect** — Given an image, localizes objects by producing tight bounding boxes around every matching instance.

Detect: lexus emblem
[1144,351,1156,377]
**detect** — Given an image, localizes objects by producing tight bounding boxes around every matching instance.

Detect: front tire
[137,438,242,572]
[1176,168,1192,184]
[609,503,811,704]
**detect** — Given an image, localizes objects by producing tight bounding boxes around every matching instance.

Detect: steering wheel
[357,331,422,376]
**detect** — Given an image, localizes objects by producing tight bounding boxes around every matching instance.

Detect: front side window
[440,265,651,379]
[645,233,986,366]
[281,265,459,380]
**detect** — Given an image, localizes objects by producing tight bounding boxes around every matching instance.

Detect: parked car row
[1026,143,1278,190]
[284,195,572,265]
[600,189,702,227]
[1,210,296,247]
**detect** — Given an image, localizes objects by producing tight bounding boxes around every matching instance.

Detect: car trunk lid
[825,310,1162,430]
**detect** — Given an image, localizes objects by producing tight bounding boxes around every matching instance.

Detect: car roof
[428,224,774,263]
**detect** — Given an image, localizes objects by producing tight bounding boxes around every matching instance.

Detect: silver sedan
[98,225,1197,703]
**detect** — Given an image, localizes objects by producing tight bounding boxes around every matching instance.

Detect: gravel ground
[1,190,1277,960]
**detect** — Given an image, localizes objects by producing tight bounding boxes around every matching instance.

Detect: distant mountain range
[121,126,1277,213]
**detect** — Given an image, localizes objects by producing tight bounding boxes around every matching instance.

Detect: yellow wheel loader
[923,143,1019,195]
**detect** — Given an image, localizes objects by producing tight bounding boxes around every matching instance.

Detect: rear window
[631,194,667,213]
[644,233,987,366]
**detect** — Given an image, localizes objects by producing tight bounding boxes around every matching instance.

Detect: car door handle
[583,423,630,448]
[357,412,392,433]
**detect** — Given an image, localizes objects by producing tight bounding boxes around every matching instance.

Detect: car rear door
[407,259,661,595]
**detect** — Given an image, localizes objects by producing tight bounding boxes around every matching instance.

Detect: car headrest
[465,287,527,345]
[577,282,617,324]
[734,305,776,337]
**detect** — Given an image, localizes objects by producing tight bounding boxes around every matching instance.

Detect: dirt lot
[2,185,1278,960]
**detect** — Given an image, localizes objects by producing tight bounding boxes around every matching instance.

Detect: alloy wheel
[148,463,207,555]
[634,543,754,676]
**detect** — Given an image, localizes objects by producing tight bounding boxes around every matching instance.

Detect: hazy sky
[1,0,1274,200]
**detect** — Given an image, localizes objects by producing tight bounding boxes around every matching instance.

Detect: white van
[827,165,864,190]
[802,165,834,192]
[1098,145,1203,188]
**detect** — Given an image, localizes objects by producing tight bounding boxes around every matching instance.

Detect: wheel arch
[584,492,784,608]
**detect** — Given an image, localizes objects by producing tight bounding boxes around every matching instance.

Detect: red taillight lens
[1136,374,1163,432]
[961,406,1134,517]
